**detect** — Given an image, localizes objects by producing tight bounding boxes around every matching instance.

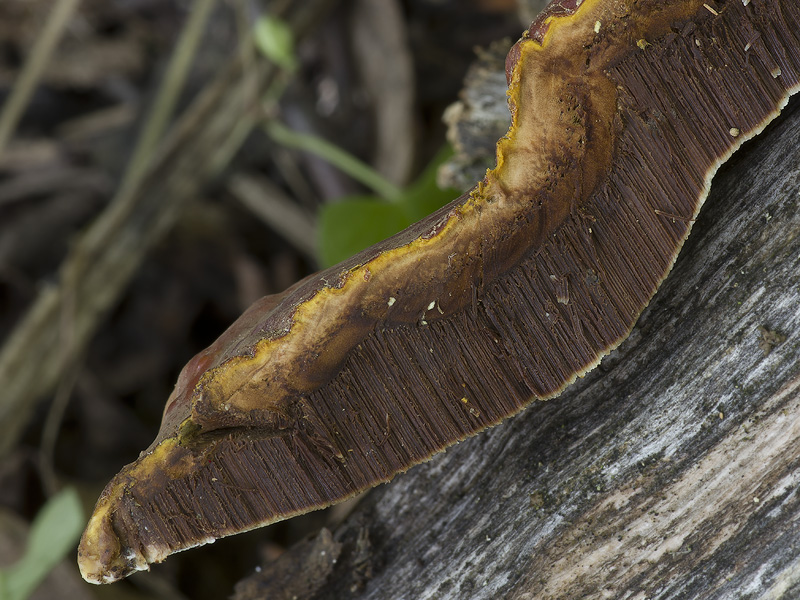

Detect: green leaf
[317,147,460,267]
[254,16,297,72]
[318,198,409,267]
[0,488,84,600]
[400,147,461,222]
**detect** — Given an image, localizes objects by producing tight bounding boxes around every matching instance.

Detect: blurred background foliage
[0,0,545,598]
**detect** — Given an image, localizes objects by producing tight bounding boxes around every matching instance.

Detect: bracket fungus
[79,0,800,584]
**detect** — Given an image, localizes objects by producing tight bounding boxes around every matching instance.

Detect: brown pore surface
[78,0,800,585]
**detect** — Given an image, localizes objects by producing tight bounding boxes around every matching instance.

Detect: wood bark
[239,94,800,599]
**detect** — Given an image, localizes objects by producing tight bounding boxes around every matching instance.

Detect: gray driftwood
[239,97,800,599]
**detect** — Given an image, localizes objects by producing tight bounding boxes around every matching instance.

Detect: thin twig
[0,0,82,154]
[39,245,82,497]
[39,363,80,496]
[229,173,318,260]
[118,0,218,197]
[265,120,404,202]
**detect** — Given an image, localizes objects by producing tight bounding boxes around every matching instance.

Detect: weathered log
[285,94,800,599]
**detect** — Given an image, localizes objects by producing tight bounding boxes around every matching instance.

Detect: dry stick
[351,0,415,187]
[36,0,218,492]
[0,0,82,154]
[118,0,218,198]
[228,173,318,260]
[38,261,80,497]
[0,0,338,458]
